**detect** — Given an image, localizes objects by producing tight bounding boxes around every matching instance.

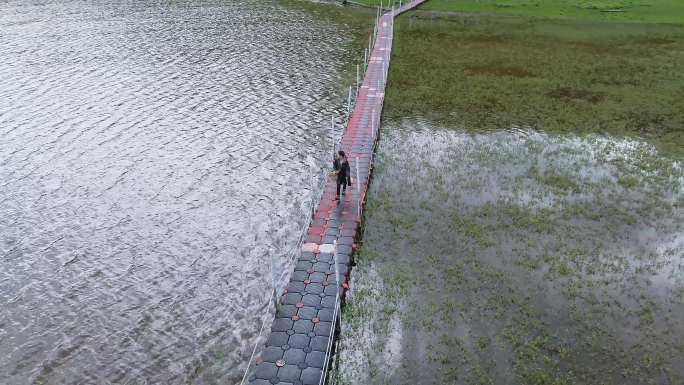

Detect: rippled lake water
[0,1,360,383]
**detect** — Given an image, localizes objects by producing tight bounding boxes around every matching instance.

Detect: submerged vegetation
[289,1,684,384]
[334,125,683,385]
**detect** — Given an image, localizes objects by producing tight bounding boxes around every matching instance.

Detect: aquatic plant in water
[333,120,683,385]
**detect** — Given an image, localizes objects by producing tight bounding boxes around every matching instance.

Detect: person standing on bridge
[333,150,351,201]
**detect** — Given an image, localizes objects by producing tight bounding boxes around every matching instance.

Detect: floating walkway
[247,2,426,384]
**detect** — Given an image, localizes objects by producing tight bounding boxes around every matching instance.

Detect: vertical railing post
[331,116,335,156]
[334,239,341,321]
[270,249,278,308]
[333,240,339,287]
[384,58,388,83]
[310,158,316,218]
[376,5,380,31]
[356,157,360,221]
[373,12,378,45]
[392,6,395,33]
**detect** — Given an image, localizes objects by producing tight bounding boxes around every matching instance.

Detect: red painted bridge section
[247,2,426,384]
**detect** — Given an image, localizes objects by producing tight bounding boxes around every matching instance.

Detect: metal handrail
[240,1,414,383]
[238,160,328,385]
[317,2,407,383]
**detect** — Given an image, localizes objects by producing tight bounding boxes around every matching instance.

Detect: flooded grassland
[334,123,683,385]
[332,8,684,385]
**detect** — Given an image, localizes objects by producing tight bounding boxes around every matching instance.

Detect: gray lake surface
[0,1,356,384]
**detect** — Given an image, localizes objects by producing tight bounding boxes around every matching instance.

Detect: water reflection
[0,1,356,384]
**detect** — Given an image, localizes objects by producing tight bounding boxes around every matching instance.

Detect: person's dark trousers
[336,181,346,197]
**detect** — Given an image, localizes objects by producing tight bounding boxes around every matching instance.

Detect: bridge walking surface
[247,2,426,384]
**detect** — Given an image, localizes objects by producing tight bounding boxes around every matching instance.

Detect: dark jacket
[334,158,351,186]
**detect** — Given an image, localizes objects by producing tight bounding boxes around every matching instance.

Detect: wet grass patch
[464,64,536,78]
[333,125,684,385]
[538,172,579,191]
[546,87,605,104]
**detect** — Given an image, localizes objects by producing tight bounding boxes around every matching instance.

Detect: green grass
[293,1,684,384]
[333,127,684,385]
[539,172,579,191]
[355,0,684,23]
[383,11,684,156]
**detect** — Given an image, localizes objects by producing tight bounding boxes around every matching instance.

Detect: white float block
[318,243,336,254]
[302,243,318,253]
